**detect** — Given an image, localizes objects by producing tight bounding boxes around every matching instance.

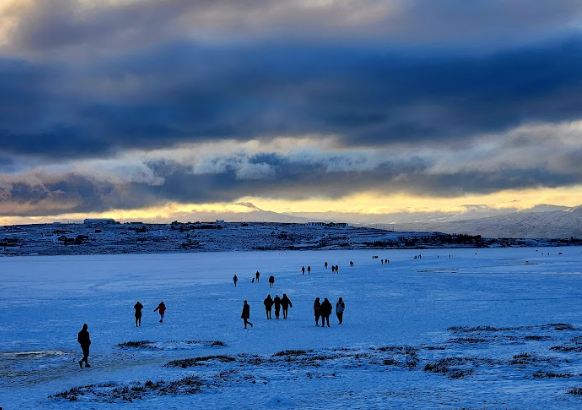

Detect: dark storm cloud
[9,0,582,53]
[2,38,582,159]
[2,152,580,216]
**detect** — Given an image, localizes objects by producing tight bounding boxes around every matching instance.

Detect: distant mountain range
[380,205,582,239]
[13,203,580,239]
[169,203,582,239]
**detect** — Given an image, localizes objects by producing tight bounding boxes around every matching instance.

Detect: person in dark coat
[241,300,253,329]
[320,298,332,327]
[336,297,345,324]
[77,323,91,368]
[350,261,354,267]
[268,275,275,288]
[264,294,274,319]
[273,295,282,319]
[233,274,238,287]
[134,301,143,327]
[313,297,321,326]
[324,262,328,269]
[255,271,260,283]
[307,266,311,274]
[281,294,293,319]
[154,301,166,323]
[302,266,305,275]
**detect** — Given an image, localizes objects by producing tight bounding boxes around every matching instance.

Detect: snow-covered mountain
[172,203,582,238]
[387,205,582,239]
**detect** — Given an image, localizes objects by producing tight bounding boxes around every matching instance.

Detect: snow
[1,247,581,409]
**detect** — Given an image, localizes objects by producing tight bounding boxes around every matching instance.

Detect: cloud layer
[0,0,581,218]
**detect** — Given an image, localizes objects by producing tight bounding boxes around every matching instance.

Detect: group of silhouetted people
[77,257,355,368]
[132,301,166,326]
[313,297,345,327]
[262,293,293,320]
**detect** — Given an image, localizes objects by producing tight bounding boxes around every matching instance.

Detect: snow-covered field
[1,247,581,409]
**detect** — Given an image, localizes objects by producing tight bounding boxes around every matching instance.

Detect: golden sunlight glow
[241,186,582,214]
[2,185,581,226]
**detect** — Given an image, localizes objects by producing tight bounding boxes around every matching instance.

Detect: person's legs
[81,346,90,366]
[315,315,320,326]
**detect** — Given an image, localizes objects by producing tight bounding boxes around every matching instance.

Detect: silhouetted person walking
[274,295,281,319]
[134,301,143,327]
[307,266,311,274]
[241,300,253,329]
[233,274,238,287]
[314,297,321,326]
[268,275,275,287]
[77,323,91,368]
[255,271,260,283]
[321,298,332,327]
[154,301,166,323]
[264,294,274,319]
[325,262,328,269]
[281,294,293,319]
[302,266,305,275]
[336,297,345,324]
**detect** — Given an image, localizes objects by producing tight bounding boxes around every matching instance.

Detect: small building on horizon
[84,218,117,225]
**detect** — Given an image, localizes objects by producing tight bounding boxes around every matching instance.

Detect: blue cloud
[1,38,582,160]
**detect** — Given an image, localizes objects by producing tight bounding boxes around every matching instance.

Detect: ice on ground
[0,247,581,409]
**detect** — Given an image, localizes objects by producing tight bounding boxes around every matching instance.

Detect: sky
[0,0,581,224]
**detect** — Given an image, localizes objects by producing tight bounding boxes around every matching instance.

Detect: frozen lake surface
[1,247,581,409]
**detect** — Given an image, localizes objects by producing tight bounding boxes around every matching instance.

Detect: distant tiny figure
[252,278,255,283]
[385,259,389,264]
[233,274,238,287]
[264,294,274,319]
[302,266,305,275]
[256,270,260,283]
[324,262,328,269]
[336,297,345,324]
[241,300,253,329]
[381,259,384,265]
[274,295,282,319]
[269,275,275,288]
[321,298,332,327]
[335,265,339,273]
[154,301,166,323]
[134,301,143,327]
[281,293,293,319]
[419,253,422,259]
[350,261,354,267]
[313,297,321,326]
[77,323,91,368]
[307,266,311,274]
